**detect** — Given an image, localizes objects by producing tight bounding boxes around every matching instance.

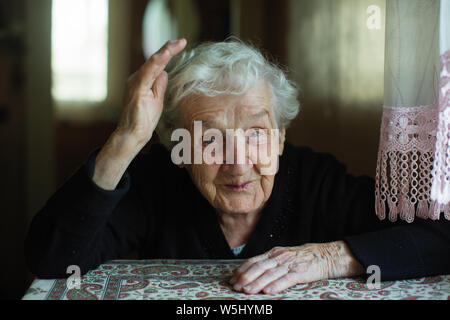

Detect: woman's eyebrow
[241,110,273,128]
[196,118,223,129]
[247,110,270,121]
[194,109,270,128]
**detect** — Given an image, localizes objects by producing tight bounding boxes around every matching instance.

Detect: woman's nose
[221,161,253,175]
[220,135,254,175]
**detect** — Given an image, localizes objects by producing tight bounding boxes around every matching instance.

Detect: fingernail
[233,284,242,291]
[229,277,236,285]
[243,285,253,292]
[264,288,273,295]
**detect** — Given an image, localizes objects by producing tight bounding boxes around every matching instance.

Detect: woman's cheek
[260,175,275,201]
[192,164,220,187]
[250,141,277,175]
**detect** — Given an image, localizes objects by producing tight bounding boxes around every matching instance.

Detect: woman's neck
[217,206,264,249]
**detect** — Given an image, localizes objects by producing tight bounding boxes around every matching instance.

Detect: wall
[24,0,55,220]
[0,0,27,299]
[287,0,386,177]
[56,0,132,184]
[55,0,131,123]
[0,0,54,299]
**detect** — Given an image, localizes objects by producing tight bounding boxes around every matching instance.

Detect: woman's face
[178,82,285,216]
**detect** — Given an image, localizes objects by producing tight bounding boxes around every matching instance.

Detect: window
[51,0,109,102]
[142,0,178,59]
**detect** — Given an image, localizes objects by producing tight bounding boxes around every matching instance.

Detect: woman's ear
[278,128,286,155]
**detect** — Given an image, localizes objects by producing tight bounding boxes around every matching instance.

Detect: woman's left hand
[229,241,365,295]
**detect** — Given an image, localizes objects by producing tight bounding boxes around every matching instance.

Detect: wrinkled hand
[92,39,187,190]
[229,241,364,295]
[116,38,187,149]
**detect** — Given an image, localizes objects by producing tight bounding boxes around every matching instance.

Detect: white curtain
[375,0,450,222]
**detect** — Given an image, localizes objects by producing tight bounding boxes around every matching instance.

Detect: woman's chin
[216,197,262,215]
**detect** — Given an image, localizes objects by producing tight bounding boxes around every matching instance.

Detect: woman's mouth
[224,181,252,191]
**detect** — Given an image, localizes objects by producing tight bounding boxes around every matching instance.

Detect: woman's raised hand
[92,39,187,190]
[117,39,187,149]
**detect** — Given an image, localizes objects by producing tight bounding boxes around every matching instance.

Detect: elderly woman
[25,39,449,295]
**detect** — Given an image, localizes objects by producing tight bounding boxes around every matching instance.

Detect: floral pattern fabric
[22,260,450,300]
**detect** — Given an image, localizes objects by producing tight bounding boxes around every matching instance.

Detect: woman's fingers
[262,272,299,295]
[230,243,356,295]
[230,252,269,284]
[152,71,169,102]
[230,245,337,295]
[241,265,290,295]
[139,39,187,90]
[233,251,299,294]
[230,248,295,287]
[231,246,289,284]
[232,258,278,291]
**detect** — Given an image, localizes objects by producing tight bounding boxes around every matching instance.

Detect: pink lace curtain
[375,0,450,222]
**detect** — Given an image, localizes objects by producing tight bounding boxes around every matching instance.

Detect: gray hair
[155,39,300,149]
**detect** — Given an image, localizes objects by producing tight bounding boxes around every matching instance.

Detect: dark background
[0,0,385,299]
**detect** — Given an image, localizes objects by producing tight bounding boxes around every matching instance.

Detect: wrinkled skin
[230,242,364,295]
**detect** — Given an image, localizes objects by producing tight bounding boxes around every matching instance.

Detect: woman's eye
[247,129,267,141]
[250,131,260,137]
[247,129,266,143]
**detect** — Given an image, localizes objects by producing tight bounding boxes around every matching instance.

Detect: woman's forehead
[198,108,271,129]
[180,83,275,127]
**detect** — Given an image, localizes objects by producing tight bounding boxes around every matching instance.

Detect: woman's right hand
[92,39,187,190]
[116,39,187,149]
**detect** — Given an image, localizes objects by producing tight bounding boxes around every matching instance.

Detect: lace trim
[376,105,441,222]
[376,50,450,222]
[431,50,450,217]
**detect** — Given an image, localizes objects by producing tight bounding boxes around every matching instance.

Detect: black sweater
[24,142,450,280]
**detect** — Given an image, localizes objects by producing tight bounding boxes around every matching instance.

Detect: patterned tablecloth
[22,260,450,300]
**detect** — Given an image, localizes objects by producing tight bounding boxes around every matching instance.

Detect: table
[22,259,450,300]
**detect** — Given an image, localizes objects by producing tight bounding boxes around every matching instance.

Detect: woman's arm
[93,39,187,190]
[24,39,187,278]
[24,149,149,278]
